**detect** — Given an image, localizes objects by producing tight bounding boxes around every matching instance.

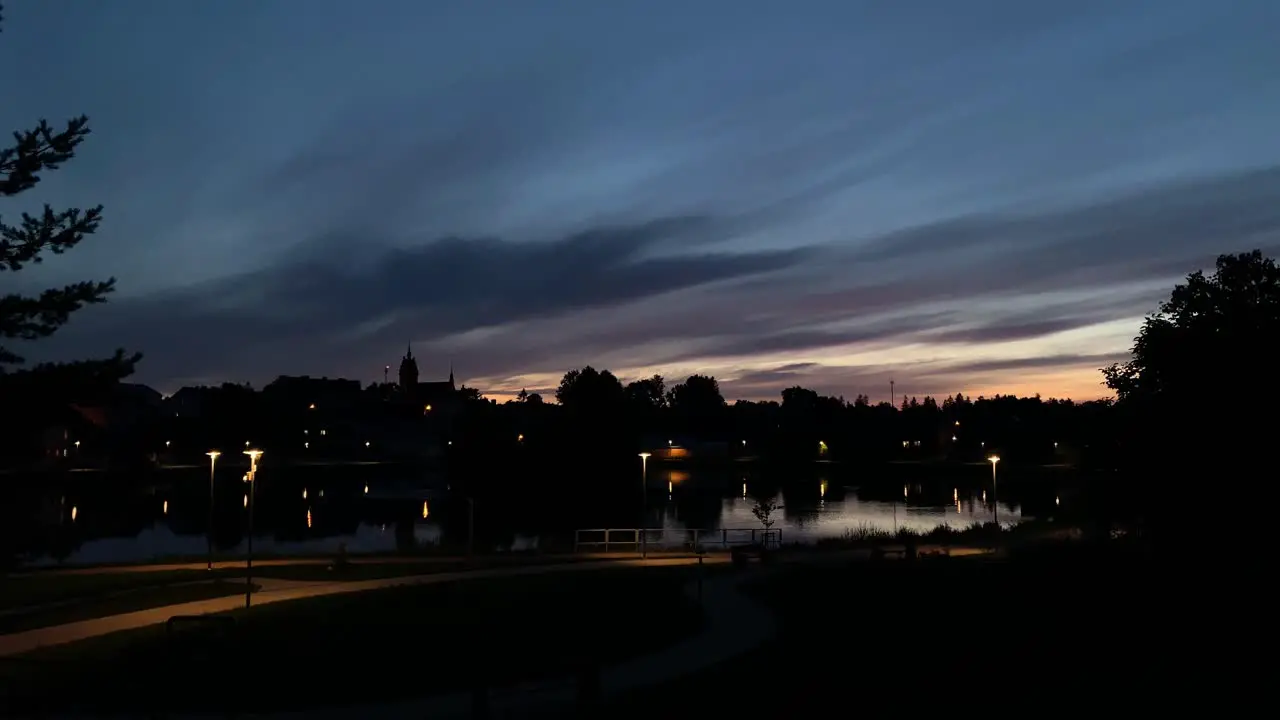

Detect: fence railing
[573,527,782,553]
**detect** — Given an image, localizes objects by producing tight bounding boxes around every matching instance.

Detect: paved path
[0,557,727,658]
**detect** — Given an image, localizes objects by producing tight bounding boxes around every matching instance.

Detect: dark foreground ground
[588,540,1231,718]
[0,566,702,715]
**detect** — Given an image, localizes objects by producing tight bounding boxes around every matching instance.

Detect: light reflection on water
[669,490,1025,543]
[23,473,1025,565]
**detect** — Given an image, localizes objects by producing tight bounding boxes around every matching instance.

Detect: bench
[870,547,907,561]
[731,543,769,566]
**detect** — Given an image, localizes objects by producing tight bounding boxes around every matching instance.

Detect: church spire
[449,361,455,389]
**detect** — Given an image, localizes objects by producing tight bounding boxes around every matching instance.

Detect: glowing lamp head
[988,455,1000,465]
[638,452,651,459]
[244,449,263,462]
[206,450,221,460]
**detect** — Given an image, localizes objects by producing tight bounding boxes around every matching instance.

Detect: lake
[3,462,1063,567]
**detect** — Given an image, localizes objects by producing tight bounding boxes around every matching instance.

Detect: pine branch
[0,348,142,403]
[0,115,93,196]
[0,279,116,343]
[0,203,103,271]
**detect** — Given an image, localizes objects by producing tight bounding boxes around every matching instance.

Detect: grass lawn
[0,570,219,612]
[599,541,1171,716]
[1,565,703,715]
[0,580,251,634]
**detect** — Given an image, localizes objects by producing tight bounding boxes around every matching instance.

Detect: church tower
[399,345,419,391]
[449,362,455,390]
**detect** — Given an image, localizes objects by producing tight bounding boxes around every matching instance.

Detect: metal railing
[573,527,782,553]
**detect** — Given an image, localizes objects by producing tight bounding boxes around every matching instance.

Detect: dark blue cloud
[3,0,1279,399]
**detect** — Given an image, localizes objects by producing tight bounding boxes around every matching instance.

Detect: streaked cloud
[5,0,1279,400]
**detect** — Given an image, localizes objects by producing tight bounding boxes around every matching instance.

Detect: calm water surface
[10,466,1045,566]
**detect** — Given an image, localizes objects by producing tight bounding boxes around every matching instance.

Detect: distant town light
[422,501,430,519]
[308,403,316,410]
[517,433,524,442]
[363,484,369,494]
[163,500,168,514]
[71,506,78,521]
[165,440,171,448]
[365,441,370,447]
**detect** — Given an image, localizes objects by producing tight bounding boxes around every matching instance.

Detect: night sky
[5,0,1279,401]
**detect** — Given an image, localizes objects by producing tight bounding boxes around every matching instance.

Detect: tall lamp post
[988,455,1000,526]
[205,450,220,571]
[243,449,263,608]
[638,452,651,559]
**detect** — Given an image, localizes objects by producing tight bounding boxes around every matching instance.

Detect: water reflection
[685,483,1026,543]
[7,465,1042,566]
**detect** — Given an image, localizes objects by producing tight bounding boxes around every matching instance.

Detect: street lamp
[243,449,263,608]
[638,452,651,559]
[988,455,1000,526]
[205,451,220,570]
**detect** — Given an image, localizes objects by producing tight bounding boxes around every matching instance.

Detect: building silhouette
[398,346,458,414]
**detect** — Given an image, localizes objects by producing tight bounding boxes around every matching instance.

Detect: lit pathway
[0,557,726,658]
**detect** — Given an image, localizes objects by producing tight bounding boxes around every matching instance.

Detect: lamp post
[205,450,220,571]
[638,452,651,559]
[988,455,1000,526]
[243,449,263,608]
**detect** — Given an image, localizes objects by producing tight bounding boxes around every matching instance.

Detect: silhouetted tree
[0,8,139,399]
[667,374,724,414]
[1104,250,1280,404]
[624,374,666,410]
[556,367,625,411]
[751,498,779,533]
[1104,250,1279,552]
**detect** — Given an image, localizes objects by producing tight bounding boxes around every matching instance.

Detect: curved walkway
[0,556,726,657]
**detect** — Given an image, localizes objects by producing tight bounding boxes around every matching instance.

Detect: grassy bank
[0,580,251,634]
[600,541,1165,716]
[1,566,703,714]
[0,569,218,612]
